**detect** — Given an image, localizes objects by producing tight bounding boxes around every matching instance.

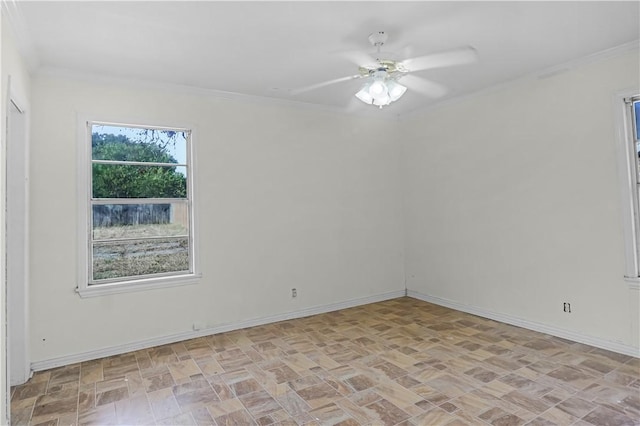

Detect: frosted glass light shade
[372,92,391,106]
[355,76,407,107]
[369,80,386,97]
[387,81,407,101]
[355,86,374,104]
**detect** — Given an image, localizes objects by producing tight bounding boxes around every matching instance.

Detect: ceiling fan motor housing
[359,60,404,77]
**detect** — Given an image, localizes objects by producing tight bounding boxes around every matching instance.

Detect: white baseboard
[408,290,640,358]
[31,288,637,372]
[30,290,405,372]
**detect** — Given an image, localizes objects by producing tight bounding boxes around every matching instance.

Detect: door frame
[5,77,30,388]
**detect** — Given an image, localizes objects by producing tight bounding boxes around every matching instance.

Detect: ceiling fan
[291,31,478,109]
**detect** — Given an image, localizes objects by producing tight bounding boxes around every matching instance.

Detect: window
[77,120,199,296]
[615,93,640,285]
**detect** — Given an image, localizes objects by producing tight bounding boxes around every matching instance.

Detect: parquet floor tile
[10,298,640,425]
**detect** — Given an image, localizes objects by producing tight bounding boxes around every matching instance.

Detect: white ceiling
[9,1,640,116]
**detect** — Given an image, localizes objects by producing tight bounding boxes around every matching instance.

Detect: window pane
[85,122,194,289]
[92,203,189,240]
[92,124,187,165]
[92,237,190,281]
[92,164,187,198]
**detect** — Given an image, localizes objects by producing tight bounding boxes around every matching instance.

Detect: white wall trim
[613,90,640,280]
[75,114,202,297]
[407,290,640,358]
[5,81,31,386]
[30,289,405,371]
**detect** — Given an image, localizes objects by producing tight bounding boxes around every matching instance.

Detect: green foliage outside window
[92,133,187,199]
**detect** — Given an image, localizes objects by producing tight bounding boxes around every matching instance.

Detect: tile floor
[9,298,640,426]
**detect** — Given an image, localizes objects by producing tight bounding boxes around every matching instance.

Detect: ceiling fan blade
[398,44,416,61]
[400,46,478,72]
[339,50,379,68]
[400,74,448,98]
[290,75,362,95]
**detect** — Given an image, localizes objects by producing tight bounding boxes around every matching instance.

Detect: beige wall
[9,23,640,369]
[401,50,640,351]
[28,75,405,363]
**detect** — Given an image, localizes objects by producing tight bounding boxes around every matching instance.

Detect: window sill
[624,276,640,290]
[76,273,201,298]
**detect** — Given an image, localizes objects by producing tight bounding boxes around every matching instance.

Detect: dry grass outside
[92,225,189,280]
[93,251,189,280]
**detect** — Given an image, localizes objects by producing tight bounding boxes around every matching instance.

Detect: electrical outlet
[291,288,297,298]
[563,302,571,313]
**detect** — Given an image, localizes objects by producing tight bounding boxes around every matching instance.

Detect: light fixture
[355,82,374,104]
[386,80,407,102]
[369,80,387,98]
[354,70,407,109]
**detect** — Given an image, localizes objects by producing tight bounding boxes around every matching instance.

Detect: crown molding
[399,39,640,121]
[35,66,399,121]
[1,0,39,72]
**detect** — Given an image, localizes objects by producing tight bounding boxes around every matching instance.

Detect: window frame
[76,115,200,298]
[614,91,640,288]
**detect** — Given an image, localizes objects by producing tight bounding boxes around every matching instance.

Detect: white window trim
[613,90,640,290]
[76,114,201,298]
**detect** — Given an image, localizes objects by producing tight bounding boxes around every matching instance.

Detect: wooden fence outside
[93,203,189,228]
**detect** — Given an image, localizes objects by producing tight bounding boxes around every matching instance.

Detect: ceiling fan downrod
[368,31,388,57]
